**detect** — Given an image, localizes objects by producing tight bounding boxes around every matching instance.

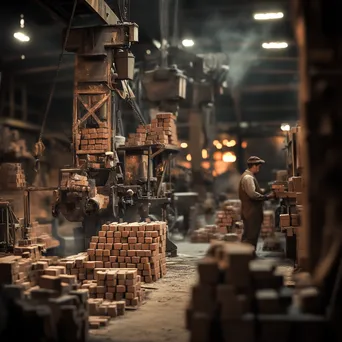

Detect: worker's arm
[242,175,266,201]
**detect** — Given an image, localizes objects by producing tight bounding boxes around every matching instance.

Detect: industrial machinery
[0,199,20,252]
[43,3,180,255]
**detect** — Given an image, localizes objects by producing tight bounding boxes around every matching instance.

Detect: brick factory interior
[0,0,341,341]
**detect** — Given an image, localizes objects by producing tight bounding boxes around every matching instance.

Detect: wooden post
[189,109,206,199]
[294,0,342,276]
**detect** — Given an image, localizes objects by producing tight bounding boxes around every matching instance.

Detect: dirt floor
[90,242,206,342]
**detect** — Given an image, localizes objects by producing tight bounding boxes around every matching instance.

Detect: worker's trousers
[241,215,263,251]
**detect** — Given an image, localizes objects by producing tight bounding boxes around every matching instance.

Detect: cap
[247,156,265,165]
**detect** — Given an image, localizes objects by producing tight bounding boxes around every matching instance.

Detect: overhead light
[186,154,192,161]
[262,42,288,49]
[146,49,151,55]
[254,12,284,20]
[202,149,208,159]
[241,141,248,149]
[180,142,188,148]
[222,152,237,163]
[281,123,290,131]
[213,140,219,146]
[153,39,161,49]
[182,39,195,48]
[21,55,25,60]
[14,31,30,42]
[216,143,223,150]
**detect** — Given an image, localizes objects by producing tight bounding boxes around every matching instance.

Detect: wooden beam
[83,0,120,25]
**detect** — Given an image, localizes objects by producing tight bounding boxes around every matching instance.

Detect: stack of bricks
[87,298,126,329]
[79,127,109,152]
[82,268,143,306]
[23,220,59,249]
[14,243,42,261]
[60,173,90,192]
[191,225,220,243]
[186,241,326,342]
[215,201,240,234]
[0,163,26,190]
[0,275,89,341]
[87,221,167,283]
[0,254,62,288]
[125,113,179,147]
[260,210,275,239]
[148,113,178,145]
[126,125,148,146]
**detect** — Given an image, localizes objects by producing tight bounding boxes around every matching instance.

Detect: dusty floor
[90,242,206,342]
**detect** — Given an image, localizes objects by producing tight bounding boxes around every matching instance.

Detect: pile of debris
[186,241,327,342]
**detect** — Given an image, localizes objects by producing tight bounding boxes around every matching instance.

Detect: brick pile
[0,276,88,341]
[147,113,178,145]
[260,210,275,239]
[60,173,90,192]
[82,268,143,306]
[79,127,109,152]
[22,220,59,249]
[186,241,326,342]
[0,252,144,332]
[78,127,110,168]
[86,221,167,283]
[126,113,178,147]
[191,225,220,243]
[215,201,240,234]
[0,163,26,190]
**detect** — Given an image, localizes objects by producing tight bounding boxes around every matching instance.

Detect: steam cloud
[200,14,272,90]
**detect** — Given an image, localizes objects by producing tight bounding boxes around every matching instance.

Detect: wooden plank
[84,0,120,25]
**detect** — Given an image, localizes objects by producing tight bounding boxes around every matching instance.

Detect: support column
[189,109,206,199]
[294,0,342,276]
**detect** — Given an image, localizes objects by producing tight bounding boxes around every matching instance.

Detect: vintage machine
[47,7,179,254]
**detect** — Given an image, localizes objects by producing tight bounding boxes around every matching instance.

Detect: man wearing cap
[239,156,274,255]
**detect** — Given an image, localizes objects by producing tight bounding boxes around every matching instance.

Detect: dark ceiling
[0,0,298,136]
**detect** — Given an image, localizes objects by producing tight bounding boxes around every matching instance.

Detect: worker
[239,156,274,255]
